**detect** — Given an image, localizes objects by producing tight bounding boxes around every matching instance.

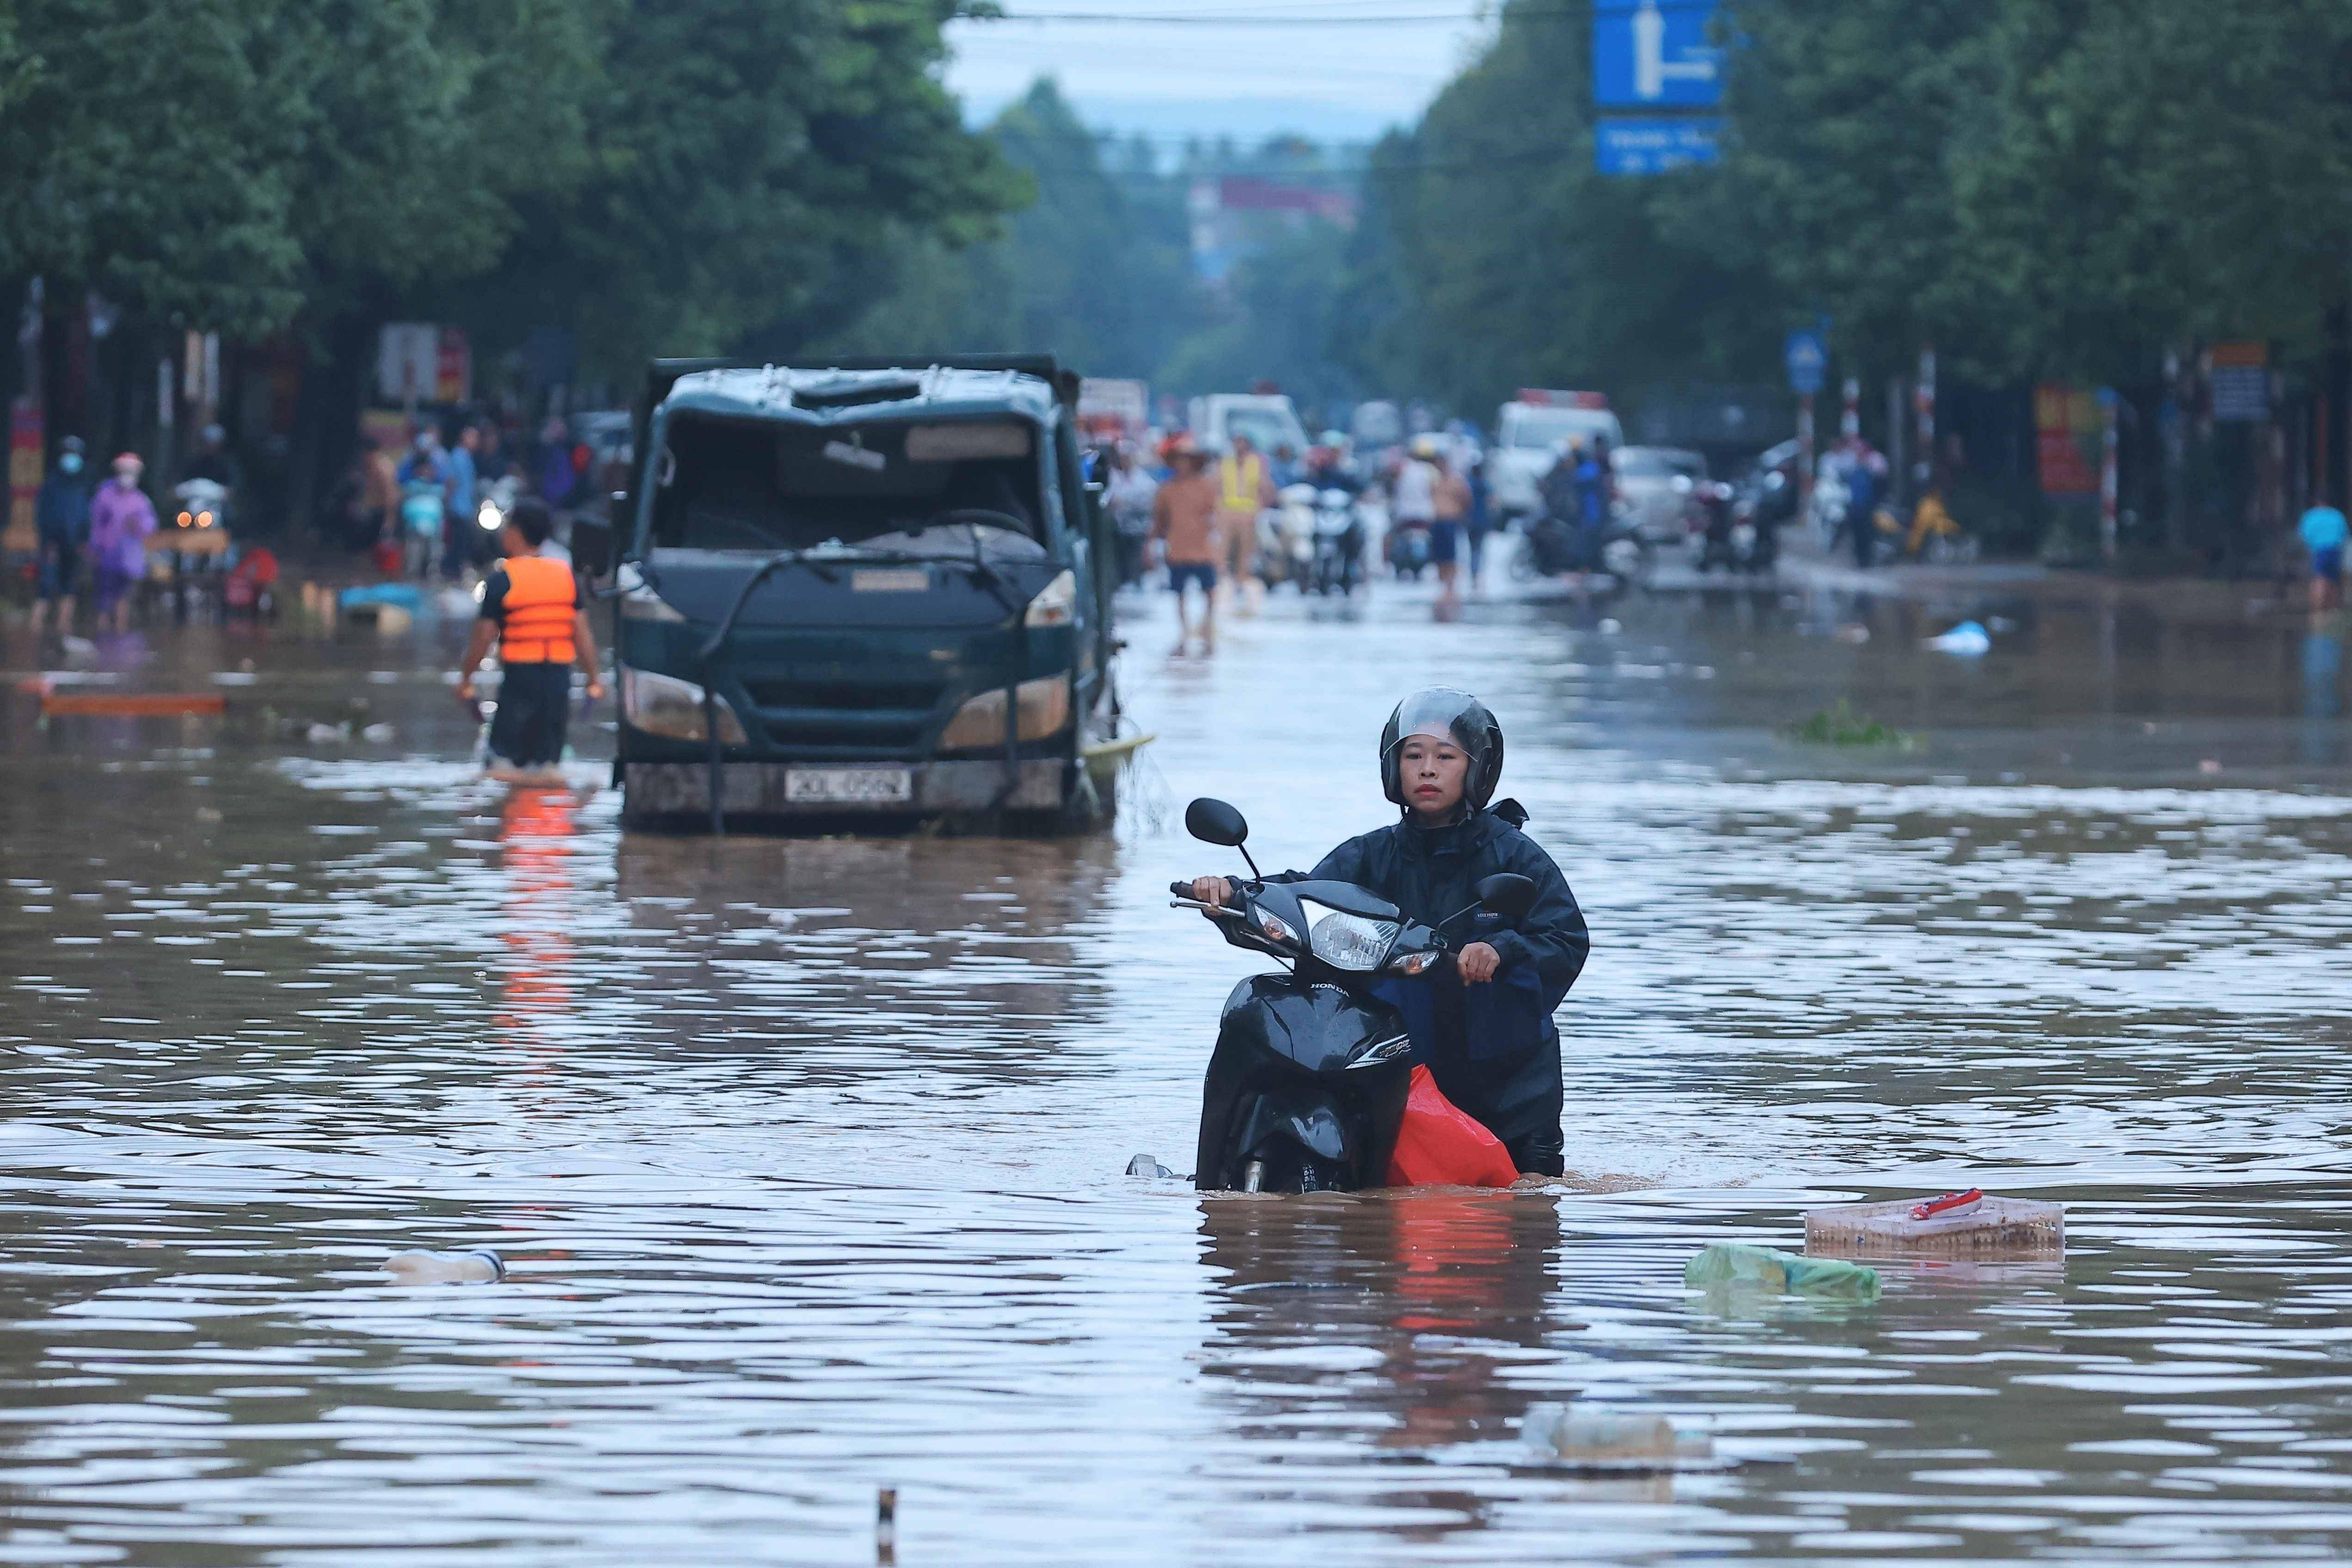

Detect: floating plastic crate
[1805,1194,2063,1259]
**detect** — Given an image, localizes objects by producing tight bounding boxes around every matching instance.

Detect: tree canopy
[0,0,1019,374]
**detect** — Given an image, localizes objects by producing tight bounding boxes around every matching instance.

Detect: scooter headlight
[1299,900,1398,971]
[478,499,503,531]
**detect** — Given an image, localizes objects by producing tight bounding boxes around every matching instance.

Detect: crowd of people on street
[339,412,609,584]
[1096,423,1514,656]
[24,403,616,639]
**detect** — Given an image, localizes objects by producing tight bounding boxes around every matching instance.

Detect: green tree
[819,78,1194,378]
[1948,0,2352,379]
[470,0,1025,379]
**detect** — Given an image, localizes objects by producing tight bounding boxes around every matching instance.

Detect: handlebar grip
[1170,880,1196,898]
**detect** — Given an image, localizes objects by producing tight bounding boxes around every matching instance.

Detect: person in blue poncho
[1187,689,1591,1173]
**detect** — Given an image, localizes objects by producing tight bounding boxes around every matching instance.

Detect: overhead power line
[984,11,1489,22]
[974,6,1533,21]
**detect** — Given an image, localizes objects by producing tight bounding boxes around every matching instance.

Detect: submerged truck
[575,356,1126,832]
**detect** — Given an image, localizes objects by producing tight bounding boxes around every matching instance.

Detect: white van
[1489,393,1624,522]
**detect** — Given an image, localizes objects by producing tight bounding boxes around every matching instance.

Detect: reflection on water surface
[3,577,2350,1562]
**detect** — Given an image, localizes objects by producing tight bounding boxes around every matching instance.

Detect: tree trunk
[2328,300,2350,511]
[286,312,373,546]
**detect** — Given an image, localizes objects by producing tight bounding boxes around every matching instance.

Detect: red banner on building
[8,400,43,548]
[2035,385,2100,496]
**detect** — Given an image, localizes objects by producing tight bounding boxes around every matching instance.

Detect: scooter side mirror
[1475,872,1537,919]
[1185,797,1250,847]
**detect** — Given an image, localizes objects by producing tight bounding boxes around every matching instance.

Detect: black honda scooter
[1173,797,1536,1193]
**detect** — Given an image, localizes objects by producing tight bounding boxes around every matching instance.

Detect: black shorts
[1169,562,1217,596]
[489,661,572,768]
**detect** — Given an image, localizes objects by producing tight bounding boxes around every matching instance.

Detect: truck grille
[738,678,947,751]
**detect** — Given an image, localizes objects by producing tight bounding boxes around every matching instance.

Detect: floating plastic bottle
[383,1248,506,1285]
[1684,1242,1880,1301]
[1521,1403,1715,1472]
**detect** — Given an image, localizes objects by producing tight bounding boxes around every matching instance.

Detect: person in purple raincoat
[87,452,158,632]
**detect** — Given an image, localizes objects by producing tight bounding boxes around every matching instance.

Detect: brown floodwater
[4,567,2351,1563]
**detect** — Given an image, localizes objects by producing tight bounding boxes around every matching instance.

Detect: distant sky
[945,0,1502,148]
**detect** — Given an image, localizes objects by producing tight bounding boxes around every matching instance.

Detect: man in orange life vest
[456,499,605,778]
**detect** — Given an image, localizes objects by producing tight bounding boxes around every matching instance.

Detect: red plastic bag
[1384,1065,1519,1188]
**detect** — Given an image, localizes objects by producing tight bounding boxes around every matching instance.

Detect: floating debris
[1684,1242,1881,1300]
[1788,699,1913,749]
[384,1248,506,1285]
[1806,1194,2063,1259]
[1924,619,1991,655]
[1519,1403,1723,1475]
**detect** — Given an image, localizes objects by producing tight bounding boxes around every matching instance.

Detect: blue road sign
[1783,330,1826,395]
[1595,118,1721,177]
[1594,0,1723,109]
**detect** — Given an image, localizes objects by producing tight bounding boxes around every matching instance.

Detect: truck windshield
[1222,405,1308,454]
[1506,409,1611,449]
[649,413,1046,553]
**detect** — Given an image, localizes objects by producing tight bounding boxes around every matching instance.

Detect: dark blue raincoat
[1267,801,1589,1173]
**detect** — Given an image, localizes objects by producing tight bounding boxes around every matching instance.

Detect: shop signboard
[2209,341,2268,422]
[2035,384,2101,496]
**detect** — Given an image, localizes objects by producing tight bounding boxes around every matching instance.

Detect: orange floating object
[40,691,227,717]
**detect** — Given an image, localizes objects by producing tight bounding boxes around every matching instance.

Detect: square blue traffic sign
[1783,330,1826,394]
[1594,0,1723,108]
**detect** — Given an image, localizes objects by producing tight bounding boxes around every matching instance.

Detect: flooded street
[6,574,2352,1564]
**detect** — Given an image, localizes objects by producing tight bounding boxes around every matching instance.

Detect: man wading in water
[456,500,605,783]
[1186,689,1589,1174]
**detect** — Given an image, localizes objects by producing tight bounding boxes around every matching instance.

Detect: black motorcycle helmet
[1380,687,1505,815]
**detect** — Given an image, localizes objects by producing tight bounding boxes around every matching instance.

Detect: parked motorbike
[1174,796,1536,1193]
[1509,509,1588,580]
[1310,488,1365,595]
[1386,517,1433,579]
[156,478,234,618]
[1257,484,1317,590]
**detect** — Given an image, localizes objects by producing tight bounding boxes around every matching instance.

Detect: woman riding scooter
[1188,689,1590,1174]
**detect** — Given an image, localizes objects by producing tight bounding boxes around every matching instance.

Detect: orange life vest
[497,555,578,664]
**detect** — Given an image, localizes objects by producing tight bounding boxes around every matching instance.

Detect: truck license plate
[786,766,913,804]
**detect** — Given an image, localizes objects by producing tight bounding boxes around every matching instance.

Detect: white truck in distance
[1187,393,1311,458]
[1488,392,1624,524]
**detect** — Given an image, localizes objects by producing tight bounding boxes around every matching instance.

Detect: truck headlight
[938,675,1072,751]
[620,668,745,744]
[1023,569,1076,627]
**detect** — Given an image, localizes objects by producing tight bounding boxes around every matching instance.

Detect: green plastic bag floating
[1684,1243,1880,1302]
